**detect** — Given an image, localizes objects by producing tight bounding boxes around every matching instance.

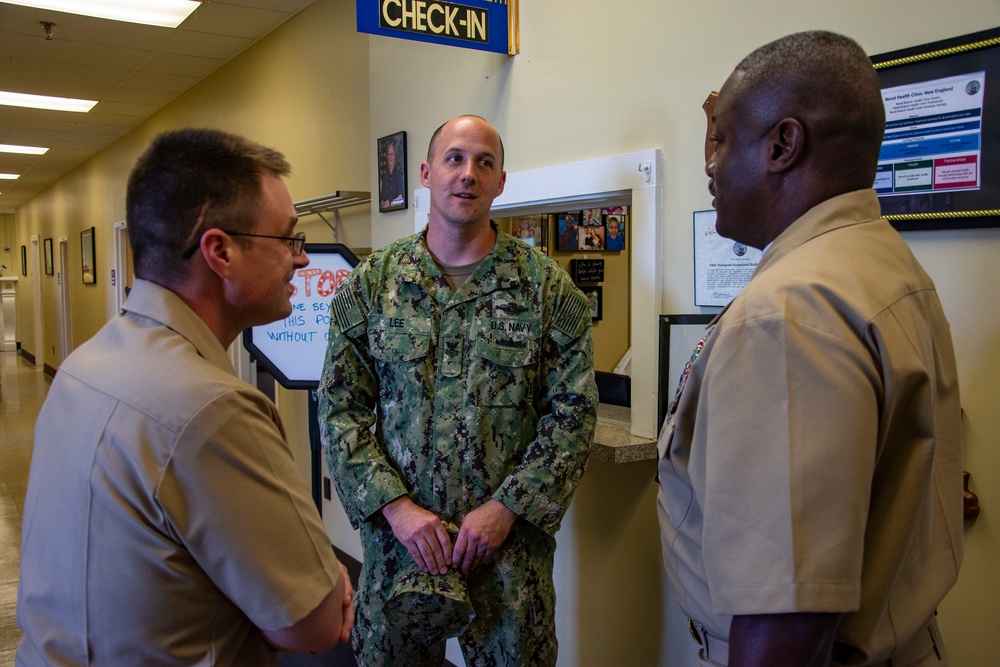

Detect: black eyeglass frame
[182,230,307,259]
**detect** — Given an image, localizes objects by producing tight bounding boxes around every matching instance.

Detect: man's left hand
[451,499,517,574]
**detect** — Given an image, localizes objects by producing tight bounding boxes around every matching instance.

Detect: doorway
[57,237,72,362]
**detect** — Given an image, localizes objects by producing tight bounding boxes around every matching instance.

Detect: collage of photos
[555,207,627,252]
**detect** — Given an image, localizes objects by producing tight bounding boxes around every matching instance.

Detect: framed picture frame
[43,238,53,276]
[504,214,546,250]
[555,212,580,251]
[871,27,1000,231]
[578,224,605,250]
[21,245,27,276]
[81,226,96,284]
[583,285,602,321]
[603,214,626,250]
[377,130,407,212]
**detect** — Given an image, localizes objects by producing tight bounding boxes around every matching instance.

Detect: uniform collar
[122,279,236,375]
[401,224,521,305]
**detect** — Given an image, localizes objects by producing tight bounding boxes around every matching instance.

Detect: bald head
[427,115,505,169]
[727,31,885,188]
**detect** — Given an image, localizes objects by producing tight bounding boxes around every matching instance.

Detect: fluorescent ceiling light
[0,91,97,113]
[0,143,49,155]
[1,1,201,28]
[0,174,21,180]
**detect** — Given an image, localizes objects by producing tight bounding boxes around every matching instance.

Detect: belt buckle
[688,618,703,646]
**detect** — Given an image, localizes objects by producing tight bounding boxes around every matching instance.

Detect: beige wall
[13,0,371,369]
[8,0,1000,665]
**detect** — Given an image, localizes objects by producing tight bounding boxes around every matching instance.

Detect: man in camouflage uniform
[319,115,598,666]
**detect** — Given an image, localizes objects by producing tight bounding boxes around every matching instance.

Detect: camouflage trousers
[352,519,558,667]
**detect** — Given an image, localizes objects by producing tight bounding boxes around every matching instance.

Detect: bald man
[658,32,962,666]
[320,116,598,666]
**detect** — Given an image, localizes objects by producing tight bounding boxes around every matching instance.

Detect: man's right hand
[381,496,453,574]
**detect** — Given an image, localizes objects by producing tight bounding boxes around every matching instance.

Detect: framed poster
[43,238,53,276]
[377,130,407,212]
[871,27,1000,230]
[693,209,762,307]
[658,314,716,432]
[81,226,96,284]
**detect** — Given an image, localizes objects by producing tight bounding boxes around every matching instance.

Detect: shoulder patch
[551,290,589,342]
[331,288,365,332]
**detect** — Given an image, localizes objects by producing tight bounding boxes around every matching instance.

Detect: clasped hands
[382,496,517,575]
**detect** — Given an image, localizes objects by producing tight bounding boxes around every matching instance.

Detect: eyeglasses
[182,230,307,259]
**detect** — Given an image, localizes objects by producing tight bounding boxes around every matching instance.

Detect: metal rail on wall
[293,191,370,242]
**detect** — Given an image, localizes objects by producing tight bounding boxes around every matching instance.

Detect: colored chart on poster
[876,71,985,196]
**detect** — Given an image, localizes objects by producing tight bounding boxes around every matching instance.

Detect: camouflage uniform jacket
[319,226,598,536]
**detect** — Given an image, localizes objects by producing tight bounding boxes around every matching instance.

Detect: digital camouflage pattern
[319,226,598,666]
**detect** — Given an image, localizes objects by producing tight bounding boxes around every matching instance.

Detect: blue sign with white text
[357,0,512,55]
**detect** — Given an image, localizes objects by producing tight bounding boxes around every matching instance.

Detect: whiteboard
[243,244,359,389]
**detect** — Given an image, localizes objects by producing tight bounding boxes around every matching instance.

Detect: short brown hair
[125,128,291,286]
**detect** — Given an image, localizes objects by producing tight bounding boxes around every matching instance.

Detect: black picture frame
[20,245,27,276]
[657,314,716,433]
[603,214,626,251]
[43,238,53,276]
[81,226,96,284]
[582,285,602,321]
[555,212,580,251]
[377,130,407,212]
[871,27,1000,231]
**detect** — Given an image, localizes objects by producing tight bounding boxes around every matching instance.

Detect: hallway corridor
[0,351,50,662]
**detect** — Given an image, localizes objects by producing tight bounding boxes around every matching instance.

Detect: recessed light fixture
[0,174,21,180]
[0,91,97,113]
[0,143,50,155]
[2,1,201,29]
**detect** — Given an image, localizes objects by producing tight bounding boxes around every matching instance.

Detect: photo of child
[604,216,625,250]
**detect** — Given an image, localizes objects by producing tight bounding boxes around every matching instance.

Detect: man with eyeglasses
[16,128,353,666]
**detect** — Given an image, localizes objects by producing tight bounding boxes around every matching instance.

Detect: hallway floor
[0,350,357,666]
[0,351,49,663]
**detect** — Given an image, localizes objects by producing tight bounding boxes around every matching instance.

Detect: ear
[198,229,236,279]
[419,161,431,188]
[766,117,804,174]
[494,170,507,198]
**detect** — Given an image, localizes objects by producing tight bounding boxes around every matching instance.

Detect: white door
[30,235,43,368]
[57,237,73,362]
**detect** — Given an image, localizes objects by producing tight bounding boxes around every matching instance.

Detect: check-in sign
[357,0,519,55]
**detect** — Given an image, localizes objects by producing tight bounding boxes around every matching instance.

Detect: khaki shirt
[658,190,963,663]
[17,279,341,666]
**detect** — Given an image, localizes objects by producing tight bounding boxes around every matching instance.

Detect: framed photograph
[578,224,605,250]
[377,130,407,212]
[506,214,545,249]
[582,285,602,321]
[43,238,53,276]
[81,226,96,284]
[581,208,603,227]
[871,27,1000,230]
[604,215,626,250]
[21,245,27,276]
[602,205,628,216]
[555,212,580,251]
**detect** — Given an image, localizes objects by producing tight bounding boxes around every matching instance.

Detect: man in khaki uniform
[17,129,353,666]
[657,32,963,666]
